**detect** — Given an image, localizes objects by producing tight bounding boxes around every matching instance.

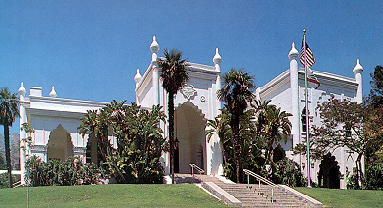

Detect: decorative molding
[181,84,197,100]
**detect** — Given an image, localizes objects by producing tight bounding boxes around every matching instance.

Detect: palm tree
[0,87,19,188]
[217,69,255,183]
[259,104,292,167]
[157,48,189,183]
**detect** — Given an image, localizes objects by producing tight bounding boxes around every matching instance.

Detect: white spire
[49,86,57,98]
[134,68,142,88]
[213,48,222,65]
[353,58,363,73]
[150,36,159,53]
[288,42,299,59]
[18,82,26,96]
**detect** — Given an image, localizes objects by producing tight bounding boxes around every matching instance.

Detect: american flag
[300,41,315,68]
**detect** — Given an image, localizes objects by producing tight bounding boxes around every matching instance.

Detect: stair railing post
[271,188,274,203]
[247,174,249,185]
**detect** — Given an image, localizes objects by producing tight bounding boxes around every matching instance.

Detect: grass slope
[0,184,228,208]
[295,187,383,208]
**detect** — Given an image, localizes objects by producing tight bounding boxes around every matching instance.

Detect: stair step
[175,174,313,207]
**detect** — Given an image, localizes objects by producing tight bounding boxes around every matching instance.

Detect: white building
[18,37,363,189]
[18,36,223,184]
[256,42,363,189]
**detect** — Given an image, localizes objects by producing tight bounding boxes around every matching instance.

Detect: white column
[18,82,27,184]
[212,48,223,176]
[353,59,363,104]
[288,43,300,147]
[150,36,160,105]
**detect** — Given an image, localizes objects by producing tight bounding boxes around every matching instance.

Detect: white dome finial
[134,68,142,84]
[353,58,363,74]
[150,35,159,52]
[18,82,26,96]
[213,48,222,64]
[49,86,57,98]
[288,42,299,59]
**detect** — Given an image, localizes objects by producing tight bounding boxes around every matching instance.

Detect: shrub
[0,173,17,189]
[271,158,307,187]
[25,156,105,187]
[363,164,383,190]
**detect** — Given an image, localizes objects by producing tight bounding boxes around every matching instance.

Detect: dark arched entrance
[318,153,341,189]
[175,102,207,173]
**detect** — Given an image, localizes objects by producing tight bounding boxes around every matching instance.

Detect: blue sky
[1,1,382,133]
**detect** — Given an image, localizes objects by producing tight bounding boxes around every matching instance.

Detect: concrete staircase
[174,174,321,208]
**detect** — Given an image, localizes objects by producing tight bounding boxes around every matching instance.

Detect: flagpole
[303,29,311,188]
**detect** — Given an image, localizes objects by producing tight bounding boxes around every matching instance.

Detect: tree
[157,48,189,183]
[79,101,125,181]
[79,101,167,184]
[0,87,19,188]
[294,98,383,189]
[368,65,383,108]
[217,69,255,183]
[254,102,292,167]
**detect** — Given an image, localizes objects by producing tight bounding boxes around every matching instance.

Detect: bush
[0,173,17,189]
[271,158,307,187]
[363,164,383,190]
[25,156,105,187]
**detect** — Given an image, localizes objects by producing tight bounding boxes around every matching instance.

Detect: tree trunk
[4,121,13,188]
[232,113,241,183]
[168,92,175,184]
[356,153,364,189]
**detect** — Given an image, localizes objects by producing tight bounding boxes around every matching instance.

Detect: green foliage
[208,99,293,183]
[0,87,20,188]
[364,164,383,190]
[79,101,167,184]
[368,65,383,108]
[294,98,377,188]
[25,155,105,187]
[271,158,306,187]
[216,69,255,183]
[0,173,17,188]
[157,48,189,183]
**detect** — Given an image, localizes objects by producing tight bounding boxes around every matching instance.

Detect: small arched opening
[47,124,74,161]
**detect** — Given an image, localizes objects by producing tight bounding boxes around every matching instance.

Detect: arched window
[301,107,310,133]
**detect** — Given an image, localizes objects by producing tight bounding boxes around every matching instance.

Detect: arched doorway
[175,102,207,173]
[318,153,341,189]
[47,124,74,161]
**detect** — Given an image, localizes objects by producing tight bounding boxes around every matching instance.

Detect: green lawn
[294,187,383,208]
[0,184,228,208]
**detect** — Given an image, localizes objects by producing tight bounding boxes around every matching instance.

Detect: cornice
[258,68,358,98]
[135,61,220,97]
[28,96,107,108]
[258,69,290,97]
[26,107,87,119]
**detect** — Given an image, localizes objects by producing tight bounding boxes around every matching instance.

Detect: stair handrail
[189,163,204,177]
[243,169,279,188]
[243,169,281,203]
